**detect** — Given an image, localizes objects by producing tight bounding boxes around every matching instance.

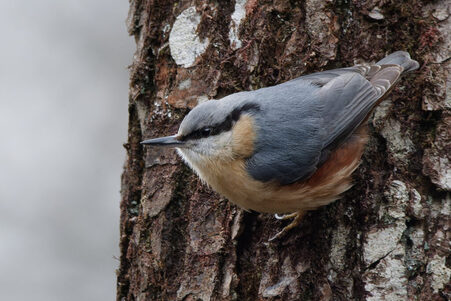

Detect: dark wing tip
[369,65,403,96]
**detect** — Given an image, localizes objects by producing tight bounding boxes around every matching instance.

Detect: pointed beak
[140,135,185,147]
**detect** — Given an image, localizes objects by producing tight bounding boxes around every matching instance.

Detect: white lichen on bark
[228,0,247,50]
[364,245,408,301]
[427,254,451,293]
[363,180,411,301]
[169,6,209,67]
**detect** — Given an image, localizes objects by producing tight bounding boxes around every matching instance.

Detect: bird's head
[141,98,260,165]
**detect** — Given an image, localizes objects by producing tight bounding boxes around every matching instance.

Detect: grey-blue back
[239,72,379,185]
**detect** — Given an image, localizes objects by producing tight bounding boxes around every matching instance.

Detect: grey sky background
[0,1,134,300]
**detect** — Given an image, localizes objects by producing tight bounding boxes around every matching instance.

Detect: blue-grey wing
[245,80,325,185]
[246,64,405,185]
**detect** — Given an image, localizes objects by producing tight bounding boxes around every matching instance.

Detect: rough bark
[118,1,450,300]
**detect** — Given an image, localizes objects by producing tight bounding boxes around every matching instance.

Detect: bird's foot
[269,210,306,242]
[274,212,299,220]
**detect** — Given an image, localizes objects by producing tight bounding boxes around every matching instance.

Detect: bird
[141,51,419,240]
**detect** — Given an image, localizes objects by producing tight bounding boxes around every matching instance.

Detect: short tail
[376,51,419,73]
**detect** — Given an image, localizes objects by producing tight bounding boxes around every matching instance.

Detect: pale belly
[187,155,360,214]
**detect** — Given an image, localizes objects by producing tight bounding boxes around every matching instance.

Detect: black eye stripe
[231,102,260,121]
[181,102,260,141]
[182,118,232,140]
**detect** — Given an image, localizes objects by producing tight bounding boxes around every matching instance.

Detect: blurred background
[0,1,134,300]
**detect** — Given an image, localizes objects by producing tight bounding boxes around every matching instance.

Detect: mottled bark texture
[118,1,450,300]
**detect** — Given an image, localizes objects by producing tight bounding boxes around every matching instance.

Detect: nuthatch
[142,51,419,240]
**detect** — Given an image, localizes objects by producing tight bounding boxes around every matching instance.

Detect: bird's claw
[269,211,306,242]
[274,212,299,220]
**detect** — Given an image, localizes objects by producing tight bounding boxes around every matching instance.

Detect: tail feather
[376,51,419,72]
[363,51,418,97]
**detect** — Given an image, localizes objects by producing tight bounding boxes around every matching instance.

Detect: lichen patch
[169,6,209,67]
[426,254,451,293]
[228,0,247,50]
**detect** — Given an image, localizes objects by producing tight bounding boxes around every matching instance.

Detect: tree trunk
[117,1,450,300]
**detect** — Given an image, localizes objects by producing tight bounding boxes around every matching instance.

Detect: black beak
[140,135,185,147]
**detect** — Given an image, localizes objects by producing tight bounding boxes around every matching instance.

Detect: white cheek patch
[201,132,233,157]
[216,132,233,148]
[177,131,234,163]
[176,148,205,172]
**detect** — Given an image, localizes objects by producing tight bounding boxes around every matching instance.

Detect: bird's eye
[201,127,211,137]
